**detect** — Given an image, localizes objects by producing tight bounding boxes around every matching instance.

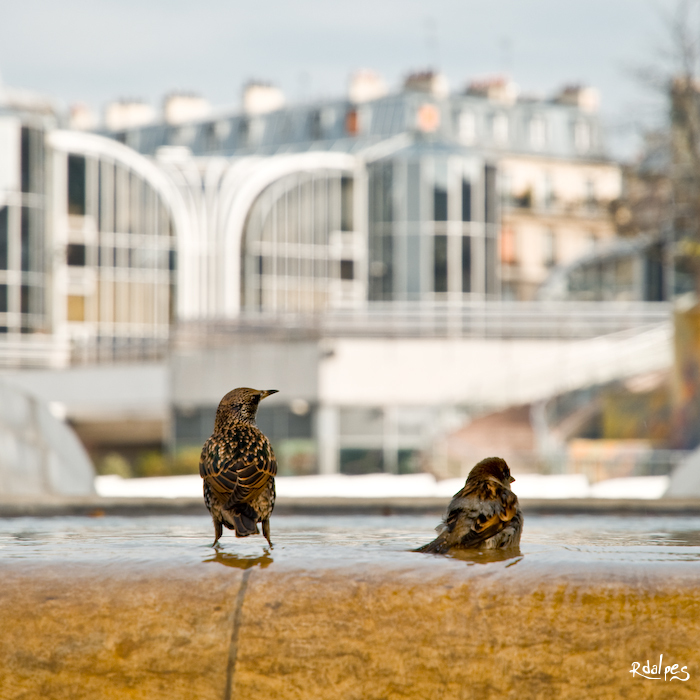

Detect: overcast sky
[0,0,684,159]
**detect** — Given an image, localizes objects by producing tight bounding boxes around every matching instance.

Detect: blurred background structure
[3,2,700,490]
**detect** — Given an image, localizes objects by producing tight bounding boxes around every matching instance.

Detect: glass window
[461,180,472,222]
[0,207,7,270]
[369,162,393,223]
[340,260,354,280]
[20,284,30,314]
[407,162,420,221]
[68,155,86,216]
[405,233,420,296]
[462,236,471,293]
[0,284,7,312]
[67,243,86,266]
[67,295,85,322]
[340,449,384,475]
[340,176,353,231]
[433,187,447,222]
[20,207,30,272]
[484,165,497,224]
[20,127,30,193]
[433,235,448,292]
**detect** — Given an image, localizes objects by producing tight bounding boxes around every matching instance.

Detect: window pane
[21,207,30,271]
[340,259,354,280]
[0,207,7,270]
[434,235,448,292]
[20,127,30,193]
[67,243,86,266]
[433,186,448,221]
[68,155,86,216]
[462,236,471,293]
[340,176,353,231]
[340,449,384,475]
[484,165,497,224]
[461,180,472,222]
[407,162,420,221]
[67,295,85,321]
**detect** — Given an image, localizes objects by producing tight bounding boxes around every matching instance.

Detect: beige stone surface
[1,557,699,700]
[0,562,245,700]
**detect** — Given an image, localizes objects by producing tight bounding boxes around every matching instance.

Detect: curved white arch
[218,151,357,316]
[47,130,195,317]
[48,138,360,320]
[47,130,192,244]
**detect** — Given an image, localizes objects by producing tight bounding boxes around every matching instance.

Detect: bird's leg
[262,519,273,548]
[212,519,223,547]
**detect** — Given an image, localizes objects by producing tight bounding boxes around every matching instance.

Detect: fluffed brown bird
[199,387,278,547]
[416,457,522,554]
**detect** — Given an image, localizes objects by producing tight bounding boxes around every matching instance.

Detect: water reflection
[203,548,273,569]
[442,548,523,566]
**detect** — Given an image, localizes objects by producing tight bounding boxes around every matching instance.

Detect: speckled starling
[199,387,278,546]
[416,457,523,554]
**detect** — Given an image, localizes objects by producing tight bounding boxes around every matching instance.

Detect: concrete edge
[2,496,700,517]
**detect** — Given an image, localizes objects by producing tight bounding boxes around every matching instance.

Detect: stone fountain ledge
[1,550,699,700]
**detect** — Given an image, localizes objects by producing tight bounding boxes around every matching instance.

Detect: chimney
[403,70,449,99]
[163,92,211,125]
[554,85,599,113]
[103,100,155,131]
[69,103,97,131]
[465,77,518,105]
[348,70,388,103]
[242,82,285,115]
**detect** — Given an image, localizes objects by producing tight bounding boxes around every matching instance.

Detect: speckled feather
[199,388,278,545]
[417,457,523,554]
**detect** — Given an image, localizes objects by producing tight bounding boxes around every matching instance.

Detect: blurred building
[101,72,621,306]
[0,72,649,475]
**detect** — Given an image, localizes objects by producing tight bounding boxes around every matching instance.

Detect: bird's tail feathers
[414,536,450,554]
[227,503,260,538]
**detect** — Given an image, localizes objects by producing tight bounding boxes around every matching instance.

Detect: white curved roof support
[48,137,361,321]
[153,158,205,318]
[47,130,195,318]
[219,151,357,317]
[47,130,192,245]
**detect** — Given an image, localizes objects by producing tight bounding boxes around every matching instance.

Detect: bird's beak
[260,389,279,400]
[509,476,515,483]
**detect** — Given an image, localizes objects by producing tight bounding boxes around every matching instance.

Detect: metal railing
[176,301,673,344]
[0,334,71,369]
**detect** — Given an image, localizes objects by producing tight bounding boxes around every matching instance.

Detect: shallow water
[3,514,700,569]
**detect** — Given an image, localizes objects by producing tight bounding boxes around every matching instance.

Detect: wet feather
[417,457,523,554]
